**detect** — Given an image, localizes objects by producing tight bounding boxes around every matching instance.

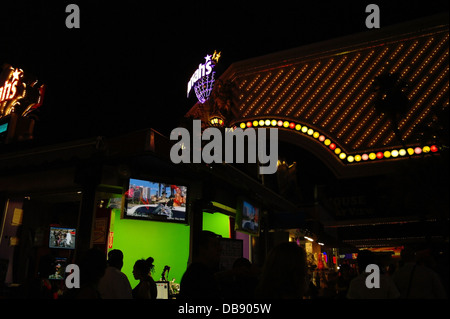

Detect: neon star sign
[187,50,221,103]
[0,68,21,104]
[0,64,45,120]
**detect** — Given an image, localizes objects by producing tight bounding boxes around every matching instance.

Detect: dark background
[1,1,448,141]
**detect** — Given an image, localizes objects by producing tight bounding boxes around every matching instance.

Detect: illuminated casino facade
[187,14,449,248]
[188,14,448,177]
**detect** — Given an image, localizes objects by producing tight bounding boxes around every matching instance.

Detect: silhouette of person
[255,241,307,299]
[28,254,56,299]
[336,263,355,299]
[216,257,259,299]
[393,247,447,299]
[98,249,133,299]
[346,250,399,299]
[132,257,157,299]
[179,231,222,299]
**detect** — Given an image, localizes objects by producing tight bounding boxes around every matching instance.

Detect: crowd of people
[305,248,448,299]
[177,231,447,300]
[30,230,447,300]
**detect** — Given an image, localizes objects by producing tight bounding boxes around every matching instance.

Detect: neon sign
[0,64,45,120]
[187,51,221,103]
[0,68,21,104]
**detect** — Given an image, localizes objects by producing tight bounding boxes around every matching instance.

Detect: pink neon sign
[187,51,221,103]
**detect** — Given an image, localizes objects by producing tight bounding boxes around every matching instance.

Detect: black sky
[1,1,448,142]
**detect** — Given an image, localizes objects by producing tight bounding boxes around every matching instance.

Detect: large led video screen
[124,178,188,223]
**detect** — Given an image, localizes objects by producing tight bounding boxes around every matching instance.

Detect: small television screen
[124,178,188,223]
[49,227,76,249]
[236,199,260,236]
[49,257,68,280]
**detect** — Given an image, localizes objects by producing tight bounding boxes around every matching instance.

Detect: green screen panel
[109,209,190,288]
[202,212,230,238]
[109,210,231,291]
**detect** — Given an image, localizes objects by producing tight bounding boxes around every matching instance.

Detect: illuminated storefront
[0,126,295,297]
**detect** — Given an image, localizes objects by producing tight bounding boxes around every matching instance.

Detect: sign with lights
[187,51,221,103]
[238,118,440,164]
[0,64,45,143]
[0,64,45,120]
[0,68,20,104]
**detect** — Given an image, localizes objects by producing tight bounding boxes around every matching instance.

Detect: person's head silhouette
[107,249,124,270]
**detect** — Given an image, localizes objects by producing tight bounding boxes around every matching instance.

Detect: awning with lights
[187,14,448,177]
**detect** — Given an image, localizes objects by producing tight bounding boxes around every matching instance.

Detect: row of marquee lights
[237,119,439,163]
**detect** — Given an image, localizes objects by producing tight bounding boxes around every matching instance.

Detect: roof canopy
[188,14,448,176]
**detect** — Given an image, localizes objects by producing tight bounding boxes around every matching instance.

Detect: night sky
[1,1,448,142]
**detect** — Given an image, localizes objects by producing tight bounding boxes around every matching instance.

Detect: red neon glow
[246,121,252,128]
[376,152,384,159]
[329,143,336,150]
[108,232,114,249]
[430,145,438,152]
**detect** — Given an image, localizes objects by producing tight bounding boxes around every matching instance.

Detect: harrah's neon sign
[187,51,221,103]
[0,68,21,104]
[0,64,46,120]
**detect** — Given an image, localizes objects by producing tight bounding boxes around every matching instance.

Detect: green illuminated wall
[202,212,230,238]
[109,209,190,287]
[109,209,230,289]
